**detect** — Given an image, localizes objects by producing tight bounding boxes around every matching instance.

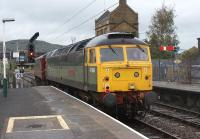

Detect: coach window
[89,49,96,63]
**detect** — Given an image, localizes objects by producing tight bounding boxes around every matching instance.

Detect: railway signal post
[28,43,35,63]
[28,32,39,63]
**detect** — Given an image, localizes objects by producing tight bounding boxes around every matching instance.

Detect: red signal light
[160,46,167,51]
[28,42,35,63]
[167,46,175,51]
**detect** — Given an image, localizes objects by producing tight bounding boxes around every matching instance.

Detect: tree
[180,47,199,61]
[146,5,179,59]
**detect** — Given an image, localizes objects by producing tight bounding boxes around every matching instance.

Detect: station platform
[0,86,147,139]
[153,81,200,93]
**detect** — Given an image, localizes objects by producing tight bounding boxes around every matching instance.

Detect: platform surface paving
[154,81,200,93]
[0,86,147,139]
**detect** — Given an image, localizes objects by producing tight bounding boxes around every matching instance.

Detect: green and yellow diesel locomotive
[35,32,153,117]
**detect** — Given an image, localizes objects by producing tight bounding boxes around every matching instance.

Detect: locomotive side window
[89,49,96,63]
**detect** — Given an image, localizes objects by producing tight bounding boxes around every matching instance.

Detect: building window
[104,28,107,33]
[100,29,103,35]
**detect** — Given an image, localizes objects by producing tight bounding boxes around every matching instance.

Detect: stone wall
[95,0,138,36]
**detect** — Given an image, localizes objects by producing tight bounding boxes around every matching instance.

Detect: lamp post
[2,18,15,97]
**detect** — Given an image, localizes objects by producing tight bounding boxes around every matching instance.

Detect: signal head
[174,46,180,52]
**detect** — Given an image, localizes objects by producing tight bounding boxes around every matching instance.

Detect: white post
[2,18,15,97]
[17,40,19,51]
[3,22,6,79]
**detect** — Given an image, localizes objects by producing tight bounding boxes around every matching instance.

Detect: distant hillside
[0,40,65,53]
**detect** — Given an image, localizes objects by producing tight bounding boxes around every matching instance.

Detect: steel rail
[133,118,181,139]
[150,106,200,128]
[154,102,200,116]
[22,75,35,85]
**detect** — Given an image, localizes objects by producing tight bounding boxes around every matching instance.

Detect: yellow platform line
[57,115,69,129]
[6,118,15,133]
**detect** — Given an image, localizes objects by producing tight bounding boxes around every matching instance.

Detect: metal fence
[191,65,200,84]
[0,61,15,87]
[153,59,200,84]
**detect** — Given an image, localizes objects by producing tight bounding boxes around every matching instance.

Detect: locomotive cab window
[126,47,148,61]
[89,49,96,63]
[100,47,124,62]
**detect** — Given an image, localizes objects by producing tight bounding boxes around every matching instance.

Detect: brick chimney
[197,38,200,53]
[119,0,127,6]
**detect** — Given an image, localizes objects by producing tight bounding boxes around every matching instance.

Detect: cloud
[0,0,200,49]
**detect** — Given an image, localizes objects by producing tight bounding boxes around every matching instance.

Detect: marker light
[114,72,120,78]
[134,72,139,77]
[104,76,109,81]
[105,86,110,93]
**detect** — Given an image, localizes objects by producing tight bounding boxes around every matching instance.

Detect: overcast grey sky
[0,0,200,50]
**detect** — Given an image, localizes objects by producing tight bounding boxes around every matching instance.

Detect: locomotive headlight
[134,72,139,78]
[114,72,120,78]
[129,83,135,90]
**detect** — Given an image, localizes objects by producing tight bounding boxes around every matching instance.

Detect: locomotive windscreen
[126,47,148,61]
[100,47,124,62]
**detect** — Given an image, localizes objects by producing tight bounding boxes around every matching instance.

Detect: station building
[197,38,200,54]
[95,0,139,37]
[0,47,13,60]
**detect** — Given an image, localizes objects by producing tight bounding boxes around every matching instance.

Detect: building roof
[95,0,137,26]
[95,10,110,24]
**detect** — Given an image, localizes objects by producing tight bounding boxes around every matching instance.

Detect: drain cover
[6,115,69,133]
[26,124,43,129]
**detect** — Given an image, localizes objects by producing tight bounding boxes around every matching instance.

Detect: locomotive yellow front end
[96,44,152,117]
[97,45,152,93]
[85,33,154,117]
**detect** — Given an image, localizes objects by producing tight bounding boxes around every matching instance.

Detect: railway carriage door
[84,48,89,91]
[84,48,96,91]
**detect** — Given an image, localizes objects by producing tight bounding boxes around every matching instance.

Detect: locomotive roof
[45,32,147,58]
[86,32,147,48]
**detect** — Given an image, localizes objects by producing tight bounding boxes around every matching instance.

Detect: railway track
[99,106,180,138]
[143,102,200,139]
[22,73,36,86]
[152,102,200,128]
[131,119,180,139]
[154,102,200,116]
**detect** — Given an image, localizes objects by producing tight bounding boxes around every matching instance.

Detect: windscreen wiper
[136,45,146,53]
[108,45,118,55]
